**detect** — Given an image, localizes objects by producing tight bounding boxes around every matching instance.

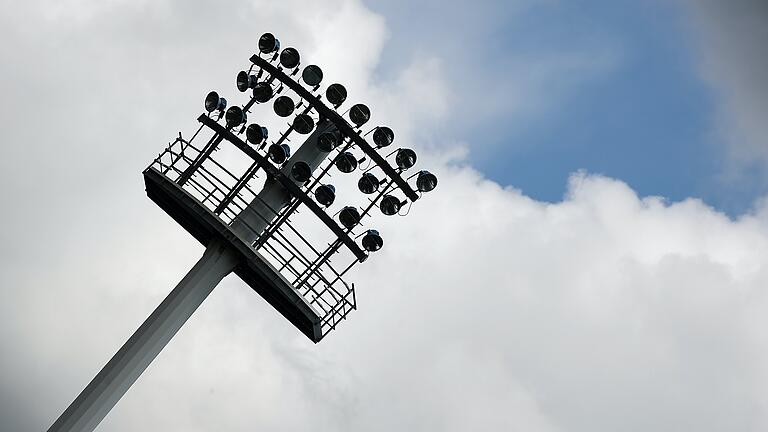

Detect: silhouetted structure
[48,32,437,432]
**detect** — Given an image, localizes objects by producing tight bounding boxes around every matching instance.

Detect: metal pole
[47,239,238,432]
[48,122,338,432]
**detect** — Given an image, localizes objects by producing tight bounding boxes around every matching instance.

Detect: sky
[365,0,767,215]
[1,0,768,431]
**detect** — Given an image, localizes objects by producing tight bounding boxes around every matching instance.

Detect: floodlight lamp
[293,114,315,134]
[204,91,227,113]
[273,96,295,117]
[317,131,339,152]
[258,33,280,54]
[280,47,300,69]
[236,71,257,92]
[395,148,417,170]
[267,143,291,165]
[335,151,358,173]
[339,206,361,229]
[349,104,370,127]
[361,229,383,252]
[373,126,394,148]
[225,106,247,128]
[245,123,268,144]
[302,65,323,87]
[380,194,402,216]
[326,83,347,107]
[314,184,336,207]
[290,161,311,183]
[416,170,438,193]
[252,82,273,103]
[357,172,380,194]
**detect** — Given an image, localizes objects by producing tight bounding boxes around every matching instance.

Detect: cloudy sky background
[1,0,768,430]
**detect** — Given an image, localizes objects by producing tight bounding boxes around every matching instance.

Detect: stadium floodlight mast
[47,32,437,432]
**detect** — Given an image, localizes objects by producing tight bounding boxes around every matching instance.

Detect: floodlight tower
[47,32,437,432]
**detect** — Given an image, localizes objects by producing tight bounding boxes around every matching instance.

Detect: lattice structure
[144,32,437,342]
[147,127,359,338]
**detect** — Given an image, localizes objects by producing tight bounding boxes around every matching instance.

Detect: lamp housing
[245,124,268,144]
[267,144,291,165]
[339,206,361,229]
[204,91,227,113]
[314,184,336,207]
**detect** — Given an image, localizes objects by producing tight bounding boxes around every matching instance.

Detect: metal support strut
[47,239,239,432]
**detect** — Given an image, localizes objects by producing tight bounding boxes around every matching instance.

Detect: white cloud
[2,1,768,431]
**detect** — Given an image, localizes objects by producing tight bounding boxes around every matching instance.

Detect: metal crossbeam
[198,115,368,262]
[249,54,420,202]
